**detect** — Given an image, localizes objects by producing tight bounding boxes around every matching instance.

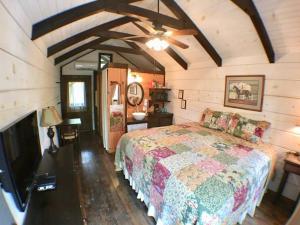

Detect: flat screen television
[0,111,42,211]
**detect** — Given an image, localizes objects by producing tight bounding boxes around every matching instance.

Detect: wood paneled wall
[0,1,60,224]
[127,72,165,117]
[166,61,300,201]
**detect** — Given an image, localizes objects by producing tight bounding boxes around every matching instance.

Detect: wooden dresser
[126,112,173,132]
[147,112,173,128]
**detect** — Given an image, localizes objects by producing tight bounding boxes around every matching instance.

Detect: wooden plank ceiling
[17,0,300,70]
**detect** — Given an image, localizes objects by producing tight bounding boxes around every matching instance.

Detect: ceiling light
[146,37,169,51]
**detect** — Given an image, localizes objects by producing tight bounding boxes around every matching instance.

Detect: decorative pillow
[227,113,270,143]
[200,108,232,131]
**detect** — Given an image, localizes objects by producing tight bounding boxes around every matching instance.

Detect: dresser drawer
[148,113,173,128]
[159,117,173,127]
[148,116,159,128]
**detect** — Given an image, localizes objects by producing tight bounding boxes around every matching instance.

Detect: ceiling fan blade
[165,37,189,49]
[164,29,198,36]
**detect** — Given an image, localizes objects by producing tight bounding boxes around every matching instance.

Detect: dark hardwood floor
[77,133,293,225]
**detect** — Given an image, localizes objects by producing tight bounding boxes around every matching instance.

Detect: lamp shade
[40,106,63,127]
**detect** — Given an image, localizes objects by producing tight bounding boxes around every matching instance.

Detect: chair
[60,125,79,148]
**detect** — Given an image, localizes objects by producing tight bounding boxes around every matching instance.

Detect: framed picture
[129,83,137,95]
[224,75,265,112]
[181,99,186,109]
[178,90,184,99]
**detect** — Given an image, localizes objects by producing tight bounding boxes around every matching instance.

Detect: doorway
[61,75,93,132]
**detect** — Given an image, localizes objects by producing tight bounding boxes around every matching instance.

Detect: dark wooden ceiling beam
[116,52,141,69]
[126,42,165,72]
[231,0,274,63]
[54,36,165,73]
[104,3,185,30]
[48,17,137,57]
[54,37,108,65]
[161,0,222,67]
[92,45,144,54]
[61,50,96,68]
[165,47,188,70]
[96,30,136,39]
[33,0,142,40]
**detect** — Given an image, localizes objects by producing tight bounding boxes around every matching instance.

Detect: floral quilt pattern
[227,113,270,143]
[115,123,274,225]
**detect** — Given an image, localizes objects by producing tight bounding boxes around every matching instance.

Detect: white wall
[0,0,60,224]
[166,55,300,201]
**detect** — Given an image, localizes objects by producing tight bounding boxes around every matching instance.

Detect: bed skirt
[116,161,266,225]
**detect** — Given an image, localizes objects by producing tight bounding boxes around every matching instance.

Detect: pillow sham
[227,113,270,143]
[200,108,232,131]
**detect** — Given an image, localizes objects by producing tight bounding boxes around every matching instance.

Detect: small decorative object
[224,75,265,111]
[178,90,184,99]
[152,80,159,88]
[41,106,63,154]
[154,103,160,112]
[161,107,167,113]
[181,99,186,109]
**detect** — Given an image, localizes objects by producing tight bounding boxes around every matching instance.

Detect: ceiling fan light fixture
[146,37,169,51]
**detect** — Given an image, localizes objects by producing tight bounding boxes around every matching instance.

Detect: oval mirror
[127,82,144,106]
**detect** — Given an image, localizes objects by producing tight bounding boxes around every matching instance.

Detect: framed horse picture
[224,75,265,111]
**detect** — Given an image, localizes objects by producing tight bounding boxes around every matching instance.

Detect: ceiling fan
[123,0,197,51]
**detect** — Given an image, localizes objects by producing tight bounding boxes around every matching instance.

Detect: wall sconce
[128,69,142,84]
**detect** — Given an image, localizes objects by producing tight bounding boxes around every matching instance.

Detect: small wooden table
[60,118,82,127]
[274,153,300,210]
[57,118,81,148]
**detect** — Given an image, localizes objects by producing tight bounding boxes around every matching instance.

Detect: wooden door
[61,75,93,132]
[107,67,127,152]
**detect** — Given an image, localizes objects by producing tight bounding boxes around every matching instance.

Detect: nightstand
[274,153,300,210]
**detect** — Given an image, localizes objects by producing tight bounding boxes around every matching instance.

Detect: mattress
[115,123,276,225]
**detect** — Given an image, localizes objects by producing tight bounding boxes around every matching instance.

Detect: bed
[115,122,276,225]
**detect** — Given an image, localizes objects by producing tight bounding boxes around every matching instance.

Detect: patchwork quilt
[115,123,275,225]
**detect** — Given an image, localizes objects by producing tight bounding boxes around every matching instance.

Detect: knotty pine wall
[166,59,300,201]
[127,72,165,117]
[0,1,60,224]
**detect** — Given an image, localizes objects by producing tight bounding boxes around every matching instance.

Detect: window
[99,53,113,69]
[68,82,86,112]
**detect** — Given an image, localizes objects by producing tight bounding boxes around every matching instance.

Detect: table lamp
[41,106,63,153]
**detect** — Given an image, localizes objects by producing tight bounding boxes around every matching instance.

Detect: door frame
[61,75,93,132]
